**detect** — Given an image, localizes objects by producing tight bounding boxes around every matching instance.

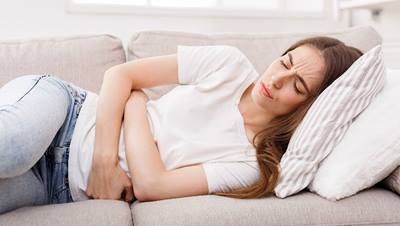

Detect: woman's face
[251,45,326,116]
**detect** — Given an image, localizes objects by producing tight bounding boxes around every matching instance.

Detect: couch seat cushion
[0,200,132,226]
[131,187,400,226]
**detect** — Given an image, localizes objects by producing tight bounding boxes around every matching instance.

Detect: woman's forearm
[123,98,166,194]
[93,70,133,165]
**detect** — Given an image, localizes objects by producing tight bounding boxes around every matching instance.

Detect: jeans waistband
[45,74,87,150]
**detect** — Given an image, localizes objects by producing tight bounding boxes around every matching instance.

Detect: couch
[1,26,399,226]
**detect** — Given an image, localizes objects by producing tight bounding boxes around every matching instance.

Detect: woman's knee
[0,75,71,178]
[0,75,48,105]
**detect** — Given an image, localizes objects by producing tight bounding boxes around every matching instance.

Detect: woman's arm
[123,90,167,198]
[86,70,135,201]
[86,54,178,201]
[94,71,133,162]
[123,91,209,202]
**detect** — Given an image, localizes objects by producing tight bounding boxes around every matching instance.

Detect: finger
[124,178,132,188]
[118,173,132,191]
[119,169,132,185]
[121,177,134,202]
[120,188,126,200]
[124,187,134,203]
[121,173,134,202]
[86,189,93,198]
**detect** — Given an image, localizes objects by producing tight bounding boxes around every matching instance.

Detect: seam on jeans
[16,75,49,103]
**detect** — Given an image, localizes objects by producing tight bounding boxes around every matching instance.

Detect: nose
[269,71,296,89]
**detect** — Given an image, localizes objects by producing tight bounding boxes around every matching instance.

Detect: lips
[261,82,273,99]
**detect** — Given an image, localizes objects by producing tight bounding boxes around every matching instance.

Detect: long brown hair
[212,37,363,199]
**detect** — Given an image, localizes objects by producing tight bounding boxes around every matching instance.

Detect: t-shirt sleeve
[202,161,260,194]
[177,45,247,85]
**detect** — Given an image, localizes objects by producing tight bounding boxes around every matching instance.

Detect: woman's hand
[86,157,134,202]
[85,90,148,203]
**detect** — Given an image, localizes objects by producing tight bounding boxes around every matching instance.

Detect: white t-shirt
[68,45,261,201]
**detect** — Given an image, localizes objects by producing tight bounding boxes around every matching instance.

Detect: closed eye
[293,80,303,95]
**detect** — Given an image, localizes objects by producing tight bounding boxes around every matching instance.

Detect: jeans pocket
[48,146,73,204]
[0,74,49,107]
[52,180,70,203]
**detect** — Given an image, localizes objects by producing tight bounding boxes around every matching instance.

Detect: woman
[0,36,362,213]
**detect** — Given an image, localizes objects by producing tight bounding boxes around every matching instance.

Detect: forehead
[287,45,325,91]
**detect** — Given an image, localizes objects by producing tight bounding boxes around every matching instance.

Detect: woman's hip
[1,74,87,204]
[0,74,87,146]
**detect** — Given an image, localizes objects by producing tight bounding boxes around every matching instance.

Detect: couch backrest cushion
[0,34,125,93]
[127,26,382,99]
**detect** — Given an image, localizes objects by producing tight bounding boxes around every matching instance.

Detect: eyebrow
[287,52,311,95]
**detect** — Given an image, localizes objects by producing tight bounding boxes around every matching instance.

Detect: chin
[254,96,270,110]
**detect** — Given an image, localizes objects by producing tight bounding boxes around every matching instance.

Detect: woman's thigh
[0,74,70,178]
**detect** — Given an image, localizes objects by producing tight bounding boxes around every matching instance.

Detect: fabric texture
[174,45,260,193]
[69,45,261,200]
[0,34,125,93]
[0,200,133,226]
[308,68,400,201]
[131,187,400,226]
[274,45,386,198]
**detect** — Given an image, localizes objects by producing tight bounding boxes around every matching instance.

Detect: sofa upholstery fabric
[0,200,133,226]
[0,34,125,93]
[131,187,400,226]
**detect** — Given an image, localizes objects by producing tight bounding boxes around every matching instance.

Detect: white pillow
[307,68,400,201]
[274,45,386,198]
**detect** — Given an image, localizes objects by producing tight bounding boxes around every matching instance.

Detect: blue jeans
[0,74,87,214]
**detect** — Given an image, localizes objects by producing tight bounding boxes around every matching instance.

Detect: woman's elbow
[134,190,150,202]
[104,65,121,77]
[133,183,154,202]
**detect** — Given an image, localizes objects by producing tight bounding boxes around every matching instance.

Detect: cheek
[278,89,303,110]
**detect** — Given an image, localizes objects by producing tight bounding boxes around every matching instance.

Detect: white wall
[0,0,346,45]
[341,3,400,68]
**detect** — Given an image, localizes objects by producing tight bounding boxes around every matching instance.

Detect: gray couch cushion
[0,200,133,226]
[381,166,400,195]
[0,34,125,93]
[127,26,381,100]
[131,187,400,226]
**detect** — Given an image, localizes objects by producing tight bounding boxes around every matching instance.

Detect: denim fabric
[0,74,86,214]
